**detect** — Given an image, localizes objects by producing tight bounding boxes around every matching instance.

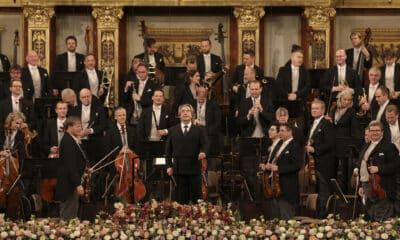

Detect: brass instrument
[129,83,142,125]
[102,67,115,110]
[356,88,367,117]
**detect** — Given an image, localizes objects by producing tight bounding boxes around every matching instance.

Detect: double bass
[114,125,146,202]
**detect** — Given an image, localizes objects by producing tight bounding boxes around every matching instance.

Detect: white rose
[1,232,8,238]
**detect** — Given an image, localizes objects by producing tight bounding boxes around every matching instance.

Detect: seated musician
[0,64,22,101]
[0,112,26,168]
[353,120,400,221]
[196,39,222,85]
[60,88,77,114]
[137,89,174,141]
[263,123,302,220]
[43,101,68,157]
[54,116,87,220]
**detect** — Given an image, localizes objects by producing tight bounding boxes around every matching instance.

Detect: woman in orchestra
[0,112,26,168]
[172,70,201,116]
[326,88,361,193]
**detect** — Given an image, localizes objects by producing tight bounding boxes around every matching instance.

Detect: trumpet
[356,88,367,117]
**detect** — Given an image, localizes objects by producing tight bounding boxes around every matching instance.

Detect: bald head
[335,49,347,66]
[26,50,39,66]
[79,88,92,106]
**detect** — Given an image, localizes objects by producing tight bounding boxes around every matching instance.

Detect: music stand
[53,71,79,91]
[328,178,350,216]
[34,97,60,119]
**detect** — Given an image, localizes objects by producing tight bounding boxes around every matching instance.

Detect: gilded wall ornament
[233,6,265,29]
[23,6,55,28]
[92,6,123,28]
[303,7,336,27]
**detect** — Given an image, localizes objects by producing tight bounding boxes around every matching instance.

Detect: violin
[21,126,38,159]
[0,129,20,210]
[200,156,208,200]
[261,156,281,199]
[307,140,317,185]
[368,158,385,200]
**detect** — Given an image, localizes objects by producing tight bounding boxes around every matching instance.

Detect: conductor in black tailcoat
[54,116,87,220]
[165,104,208,204]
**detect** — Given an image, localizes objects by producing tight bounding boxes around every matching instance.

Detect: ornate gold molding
[303,7,336,68]
[92,6,124,107]
[92,6,123,29]
[23,6,55,28]
[233,6,265,29]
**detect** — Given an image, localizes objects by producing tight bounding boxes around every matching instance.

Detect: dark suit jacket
[54,52,85,72]
[54,132,87,202]
[276,62,310,101]
[122,78,160,124]
[21,66,52,100]
[329,106,361,138]
[0,96,36,130]
[0,129,25,167]
[165,124,208,175]
[0,53,10,72]
[43,118,58,155]
[70,103,107,138]
[134,52,166,73]
[231,64,264,86]
[195,99,222,154]
[237,96,275,137]
[320,65,361,100]
[137,105,174,141]
[308,118,337,180]
[196,53,223,79]
[380,63,400,92]
[276,139,303,205]
[172,83,196,116]
[383,120,400,143]
[370,100,391,126]
[345,48,373,71]
[103,123,136,159]
[74,69,104,103]
[356,139,400,201]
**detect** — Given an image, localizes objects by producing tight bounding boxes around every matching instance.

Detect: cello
[114,125,146,202]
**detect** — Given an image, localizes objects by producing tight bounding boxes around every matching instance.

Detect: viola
[200,156,208,200]
[368,158,385,200]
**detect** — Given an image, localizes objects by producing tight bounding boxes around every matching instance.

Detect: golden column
[23,6,55,70]
[92,6,124,107]
[303,6,336,69]
[233,6,265,65]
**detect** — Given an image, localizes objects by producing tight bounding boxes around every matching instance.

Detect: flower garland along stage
[0,200,399,239]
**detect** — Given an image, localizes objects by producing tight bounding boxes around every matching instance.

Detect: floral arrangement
[0,200,400,239]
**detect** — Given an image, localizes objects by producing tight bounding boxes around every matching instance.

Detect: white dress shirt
[68,52,76,72]
[251,96,264,138]
[368,82,379,103]
[376,99,390,122]
[81,104,91,130]
[360,139,380,182]
[11,95,20,112]
[309,116,323,141]
[150,105,162,141]
[203,54,211,73]
[86,69,99,97]
[149,54,156,68]
[57,118,66,144]
[291,65,299,92]
[29,64,41,99]
[389,120,400,151]
[181,122,192,135]
[353,48,361,70]
[337,64,347,86]
[385,63,395,92]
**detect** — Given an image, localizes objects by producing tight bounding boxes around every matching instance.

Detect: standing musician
[134,38,166,74]
[358,67,382,120]
[276,46,310,132]
[237,80,275,199]
[123,57,142,95]
[43,101,68,157]
[346,31,372,76]
[173,70,201,116]
[321,49,361,106]
[231,50,264,88]
[123,63,159,127]
[380,49,400,107]
[231,67,257,115]
[196,39,223,90]
[21,50,55,100]
[137,89,174,142]
[0,79,36,131]
[353,121,399,220]
[54,35,85,72]
[74,54,105,104]
[305,99,336,218]
[263,123,302,220]
[384,104,400,152]
[165,104,208,204]
[54,116,87,220]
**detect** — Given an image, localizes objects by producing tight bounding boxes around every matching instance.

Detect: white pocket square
[147,89,152,92]
[165,115,169,118]
[317,129,322,132]
[285,150,290,154]
[379,153,384,156]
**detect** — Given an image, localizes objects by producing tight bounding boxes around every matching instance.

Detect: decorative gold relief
[92,6,123,28]
[32,30,46,65]
[242,30,256,54]
[233,6,265,29]
[23,6,55,28]
[100,31,115,67]
[303,7,335,27]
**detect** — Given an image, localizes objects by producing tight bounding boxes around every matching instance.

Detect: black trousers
[176,174,201,204]
[316,171,331,218]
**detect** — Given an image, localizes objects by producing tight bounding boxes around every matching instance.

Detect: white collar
[181,122,192,129]
[283,137,294,145]
[337,64,346,69]
[68,51,75,56]
[153,104,161,110]
[369,82,379,88]
[28,64,38,69]
[57,118,66,124]
[371,138,382,145]
[291,64,299,70]
[82,104,91,110]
